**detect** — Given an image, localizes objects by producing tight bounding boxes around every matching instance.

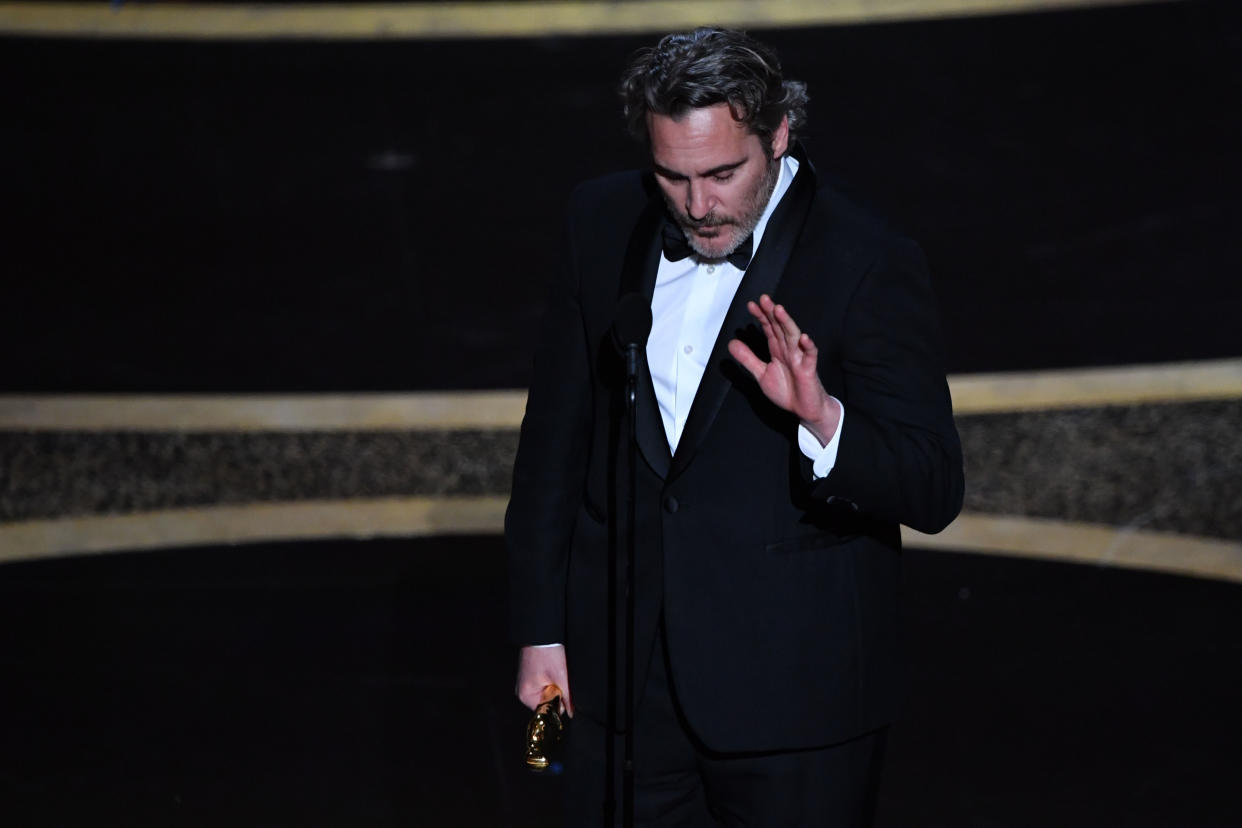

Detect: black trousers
[564,625,888,827]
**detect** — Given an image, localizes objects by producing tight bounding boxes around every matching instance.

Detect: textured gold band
[2,358,1239,431]
[3,500,1239,585]
[0,0,1178,41]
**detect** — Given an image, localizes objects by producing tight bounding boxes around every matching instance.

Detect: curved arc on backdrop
[2,500,1240,587]
[1,358,1240,430]
[0,0,1181,41]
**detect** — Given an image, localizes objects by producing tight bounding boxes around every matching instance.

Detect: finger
[546,664,573,718]
[754,296,787,362]
[728,337,767,381]
[747,301,776,345]
[796,333,819,376]
[764,299,798,363]
[749,310,783,366]
[756,312,781,355]
[519,677,550,709]
[518,686,542,710]
[798,332,818,359]
[549,672,573,718]
[773,303,802,352]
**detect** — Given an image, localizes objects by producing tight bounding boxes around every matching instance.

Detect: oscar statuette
[524,684,565,773]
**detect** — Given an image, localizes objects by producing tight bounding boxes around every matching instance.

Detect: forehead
[647,104,759,171]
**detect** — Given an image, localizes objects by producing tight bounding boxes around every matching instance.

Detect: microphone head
[613,293,653,350]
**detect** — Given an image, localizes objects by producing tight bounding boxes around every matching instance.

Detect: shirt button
[683,345,693,355]
[664,495,680,514]
[706,265,716,274]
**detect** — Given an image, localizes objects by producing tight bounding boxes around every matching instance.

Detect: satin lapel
[619,188,671,480]
[668,157,817,482]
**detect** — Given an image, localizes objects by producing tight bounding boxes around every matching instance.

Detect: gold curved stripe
[947,357,1242,414]
[0,0,1176,41]
[2,500,1239,585]
[0,358,1238,431]
[904,513,1242,585]
[0,390,529,431]
[0,496,511,563]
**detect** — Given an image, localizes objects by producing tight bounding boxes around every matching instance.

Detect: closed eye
[653,159,745,182]
[654,166,687,183]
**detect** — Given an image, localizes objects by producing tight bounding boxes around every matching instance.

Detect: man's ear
[771,115,790,159]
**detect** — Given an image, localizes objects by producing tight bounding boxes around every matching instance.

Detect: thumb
[553,671,574,718]
[728,338,766,381]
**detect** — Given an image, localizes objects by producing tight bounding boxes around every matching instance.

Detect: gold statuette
[524,684,564,772]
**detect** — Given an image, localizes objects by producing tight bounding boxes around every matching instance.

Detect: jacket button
[664,495,679,513]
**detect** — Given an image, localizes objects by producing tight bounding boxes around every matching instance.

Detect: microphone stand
[622,341,639,828]
[606,293,648,828]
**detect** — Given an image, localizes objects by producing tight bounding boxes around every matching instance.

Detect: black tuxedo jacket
[507,153,964,753]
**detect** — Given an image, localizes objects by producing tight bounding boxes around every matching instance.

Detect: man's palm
[727,294,839,443]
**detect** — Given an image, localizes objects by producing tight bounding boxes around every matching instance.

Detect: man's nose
[685,182,712,221]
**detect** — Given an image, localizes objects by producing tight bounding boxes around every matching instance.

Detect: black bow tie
[662,220,754,271]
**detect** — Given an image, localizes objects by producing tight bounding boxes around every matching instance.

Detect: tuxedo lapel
[668,154,817,482]
[619,193,671,480]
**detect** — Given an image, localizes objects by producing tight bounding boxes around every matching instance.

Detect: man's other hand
[516,644,573,717]
[728,293,841,445]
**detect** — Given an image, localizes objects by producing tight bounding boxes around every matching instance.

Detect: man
[508,27,963,826]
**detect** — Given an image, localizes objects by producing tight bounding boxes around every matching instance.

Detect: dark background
[3,0,1240,392]
[2,2,1241,825]
[3,538,1241,826]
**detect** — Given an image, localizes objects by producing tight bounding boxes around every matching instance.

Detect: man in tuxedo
[508,27,963,826]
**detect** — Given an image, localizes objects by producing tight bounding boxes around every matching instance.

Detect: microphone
[612,293,652,377]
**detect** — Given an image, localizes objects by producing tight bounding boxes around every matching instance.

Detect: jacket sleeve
[809,237,964,534]
[505,192,595,646]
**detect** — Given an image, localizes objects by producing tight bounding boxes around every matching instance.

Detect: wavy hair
[619,27,808,157]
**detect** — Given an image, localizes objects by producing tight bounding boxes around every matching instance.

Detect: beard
[667,156,781,261]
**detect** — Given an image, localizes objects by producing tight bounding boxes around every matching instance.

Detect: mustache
[679,213,735,229]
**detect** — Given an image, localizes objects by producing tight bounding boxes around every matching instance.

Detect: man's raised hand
[727,294,841,446]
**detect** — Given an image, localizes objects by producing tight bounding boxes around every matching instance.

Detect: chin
[690,232,738,260]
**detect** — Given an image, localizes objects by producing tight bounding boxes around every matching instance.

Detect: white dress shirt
[647,154,844,476]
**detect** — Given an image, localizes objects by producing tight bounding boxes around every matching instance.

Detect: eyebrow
[653,158,747,180]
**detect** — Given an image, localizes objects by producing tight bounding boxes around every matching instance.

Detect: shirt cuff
[797,397,844,480]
